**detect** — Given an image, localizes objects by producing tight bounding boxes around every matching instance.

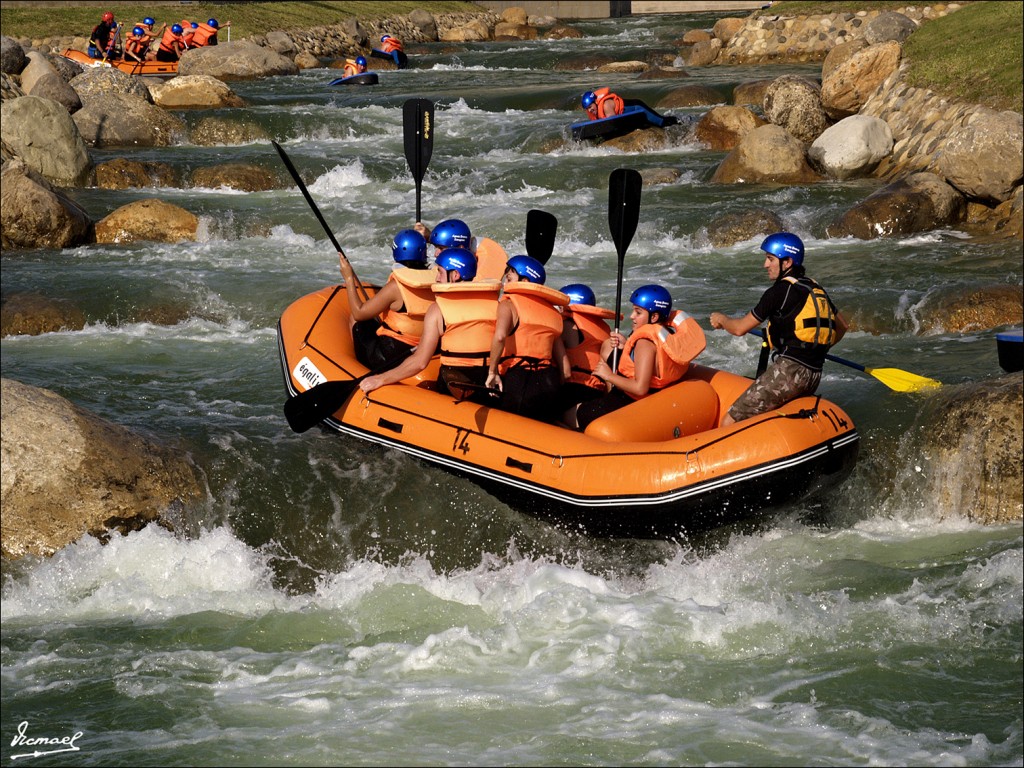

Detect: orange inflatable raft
[61,48,178,78]
[278,284,859,539]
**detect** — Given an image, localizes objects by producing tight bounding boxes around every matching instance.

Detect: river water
[2,13,1021,767]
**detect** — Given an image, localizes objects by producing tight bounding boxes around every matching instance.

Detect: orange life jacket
[593,87,624,119]
[617,310,706,398]
[125,32,151,58]
[497,283,569,374]
[376,268,436,348]
[433,281,500,368]
[564,303,616,390]
[380,37,404,54]
[191,22,218,47]
[342,59,361,77]
[158,27,183,55]
[472,237,508,281]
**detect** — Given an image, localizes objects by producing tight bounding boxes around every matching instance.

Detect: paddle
[403,98,434,223]
[271,139,370,304]
[525,209,557,265]
[284,379,363,433]
[748,330,941,392]
[607,168,642,369]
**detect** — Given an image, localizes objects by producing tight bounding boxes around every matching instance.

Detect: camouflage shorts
[728,356,821,422]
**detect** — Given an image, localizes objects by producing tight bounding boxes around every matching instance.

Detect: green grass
[765,1,1022,113]
[0,2,486,41]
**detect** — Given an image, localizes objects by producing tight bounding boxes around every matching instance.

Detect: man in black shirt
[710,232,848,426]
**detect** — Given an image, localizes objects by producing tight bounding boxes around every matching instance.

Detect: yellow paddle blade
[864,366,942,393]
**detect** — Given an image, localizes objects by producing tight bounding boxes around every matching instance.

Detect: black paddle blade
[283,380,360,433]
[608,168,642,260]
[403,99,434,184]
[525,209,558,265]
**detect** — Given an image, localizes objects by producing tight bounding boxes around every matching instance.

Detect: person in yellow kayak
[710,232,849,426]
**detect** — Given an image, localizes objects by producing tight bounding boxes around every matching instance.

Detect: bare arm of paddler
[709,310,760,337]
[485,300,516,392]
[592,334,657,398]
[338,252,400,321]
[359,303,443,393]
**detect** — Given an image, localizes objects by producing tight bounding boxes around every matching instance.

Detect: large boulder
[914,284,1023,334]
[0,159,94,249]
[1,293,86,337]
[710,124,822,185]
[176,40,300,80]
[808,115,893,180]
[695,105,766,151]
[68,66,152,101]
[826,172,966,239]
[1,377,204,559]
[912,374,1022,525]
[820,41,901,119]
[658,84,725,108]
[0,95,92,186]
[706,209,785,248]
[408,9,438,40]
[94,158,180,189]
[1,35,27,75]
[190,163,281,192]
[20,51,81,113]
[149,74,246,109]
[763,75,830,144]
[72,92,188,147]
[94,198,198,244]
[862,12,918,45]
[937,109,1024,205]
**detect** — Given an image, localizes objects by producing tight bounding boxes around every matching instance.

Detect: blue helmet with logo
[581,91,597,109]
[171,23,183,34]
[208,18,219,28]
[630,284,672,317]
[133,26,144,36]
[760,232,804,266]
[356,55,367,68]
[435,248,477,281]
[560,283,596,306]
[505,255,546,284]
[429,219,472,250]
[144,17,155,26]
[392,229,428,267]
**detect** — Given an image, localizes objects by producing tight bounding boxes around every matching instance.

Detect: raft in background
[370,48,408,69]
[60,48,178,78]
[328,72,379,86]
[571,99,679,142]
[277,284,860,540]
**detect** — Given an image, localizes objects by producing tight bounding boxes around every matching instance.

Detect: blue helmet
[581,91,597,109]
[760,232,804,266]
[144,17,155,26]
[630,284,672,317]
[191,22,199,28]
[435,248,477,281]
[207,18,219,28]
[429,219,472,250]
[392,229,428,267]
[506,255,546,284]
[171,23,183,34]
[133,26,144,36]
[560,283,596,306]
[381,35,391,43]
[355,55,367,68]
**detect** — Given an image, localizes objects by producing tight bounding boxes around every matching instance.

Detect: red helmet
[102,11,114,22]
